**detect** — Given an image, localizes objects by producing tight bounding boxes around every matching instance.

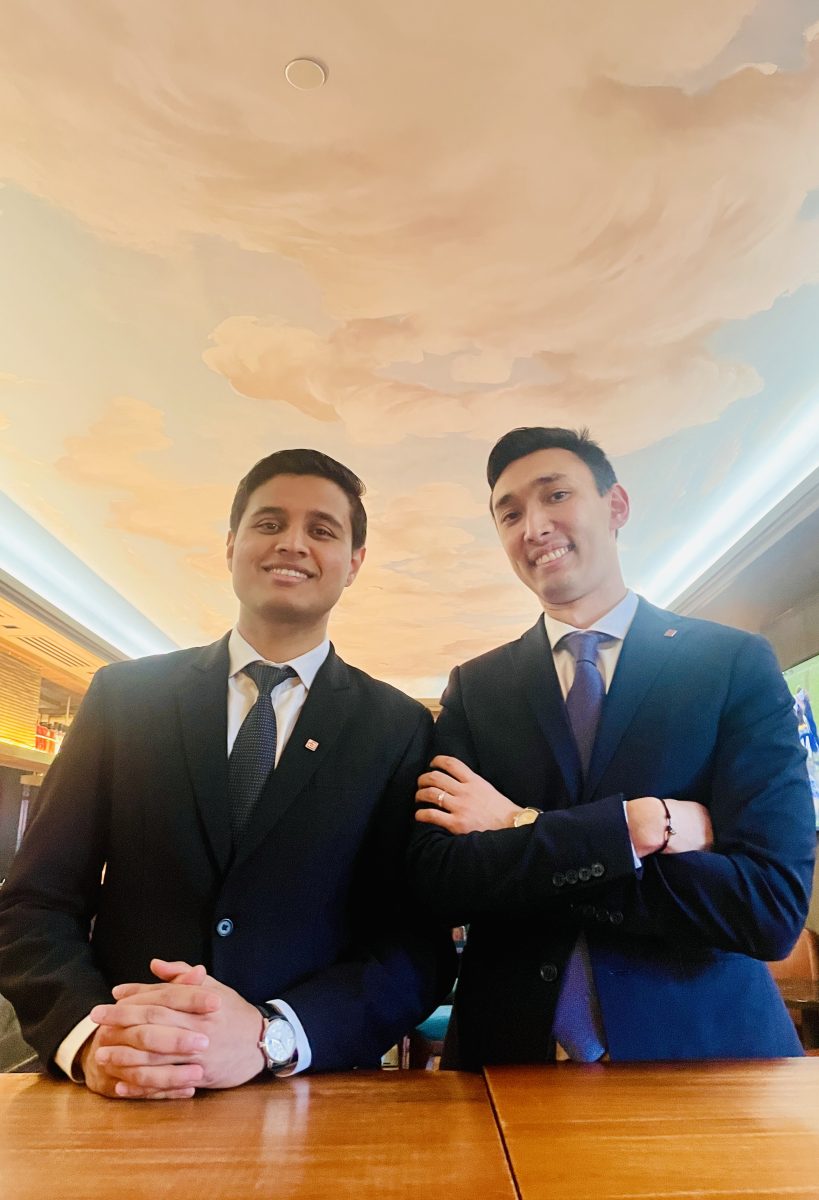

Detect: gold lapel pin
[664,629,678,638]
[305,738,319,751]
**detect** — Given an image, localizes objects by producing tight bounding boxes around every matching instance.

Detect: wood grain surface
[485,1059,819,1200]
[0,1071,515,1200]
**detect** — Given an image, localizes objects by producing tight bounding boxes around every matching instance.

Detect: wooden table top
[485,1058,819,1200]
[0,1071,516,1200]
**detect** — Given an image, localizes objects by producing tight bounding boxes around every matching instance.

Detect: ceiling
[1,0,819,694]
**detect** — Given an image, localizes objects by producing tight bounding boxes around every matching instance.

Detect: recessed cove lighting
[284,58,327,90]
[636,402,819,607]
[0,492,178,660]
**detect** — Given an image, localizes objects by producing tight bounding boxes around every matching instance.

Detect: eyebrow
[250,505,345,532]
[492,473,570,513]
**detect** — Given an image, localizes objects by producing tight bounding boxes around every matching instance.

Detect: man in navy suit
[0,449,453,1098]
[408,426,815,1068]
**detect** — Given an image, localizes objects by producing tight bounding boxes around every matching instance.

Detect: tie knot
[243,661,297,696]
[561,630,606,666]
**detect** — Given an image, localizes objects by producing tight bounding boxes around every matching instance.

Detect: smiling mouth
[533,546,571,567]
[263,566,312,581]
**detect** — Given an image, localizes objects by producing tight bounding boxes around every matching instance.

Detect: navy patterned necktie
[228,661,296,840]
[563,630,607,777]
[552,629,608,1061]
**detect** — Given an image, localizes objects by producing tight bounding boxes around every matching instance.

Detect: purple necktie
[228,661,296,840]
[563,630,607,777]
[552,630,608,1061]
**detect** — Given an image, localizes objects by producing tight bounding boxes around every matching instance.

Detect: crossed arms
[406,634,815,962]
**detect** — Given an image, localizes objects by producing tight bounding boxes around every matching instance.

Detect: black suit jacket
[407,599,816,1067]
[0,637,454,1072]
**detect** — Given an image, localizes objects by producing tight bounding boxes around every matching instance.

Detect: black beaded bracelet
[658,797,676,852]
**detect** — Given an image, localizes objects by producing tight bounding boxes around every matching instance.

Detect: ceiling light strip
[638,404,819,607]
[0,493,178,660]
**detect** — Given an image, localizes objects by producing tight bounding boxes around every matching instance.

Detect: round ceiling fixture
[284,58,327,90]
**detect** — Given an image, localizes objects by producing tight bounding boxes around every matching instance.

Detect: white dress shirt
[542,589,638,697]
[56,629,329,1082]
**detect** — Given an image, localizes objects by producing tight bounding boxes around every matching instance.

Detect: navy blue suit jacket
[407,598,816,1067]
[0,637,454,1072]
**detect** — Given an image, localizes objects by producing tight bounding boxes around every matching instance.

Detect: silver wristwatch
[256,1003,297,1070]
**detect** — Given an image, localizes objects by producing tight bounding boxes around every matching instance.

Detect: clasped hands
[82,958,265,1100]
[415,755,714,856]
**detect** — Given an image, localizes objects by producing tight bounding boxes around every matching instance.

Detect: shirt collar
[543,589,639,650]
[228,627,330,690]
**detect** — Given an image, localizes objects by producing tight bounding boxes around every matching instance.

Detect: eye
[256,520,280,532]
[499,510,520,525]
[312,526,336,539]
[550,490,570,502]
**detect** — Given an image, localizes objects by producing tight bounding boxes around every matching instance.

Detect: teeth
[535,547,570,566]
[267,567,309,579]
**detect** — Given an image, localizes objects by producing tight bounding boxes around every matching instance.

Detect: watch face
[264,1017,296,1065]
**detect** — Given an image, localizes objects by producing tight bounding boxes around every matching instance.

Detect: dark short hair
[487,427,617,497]
[229,449,367,549]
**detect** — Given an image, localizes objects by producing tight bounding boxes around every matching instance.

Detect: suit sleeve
[605,634,816,960]
[0,670,114,1070]
[406,666,638,925]
[409,639,815,962]
[277,705,457,1072]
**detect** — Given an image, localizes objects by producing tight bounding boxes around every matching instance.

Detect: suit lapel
[515,617,583,801]
[176,635,232,875]
[585,598,680,799]
[234,647,354,868]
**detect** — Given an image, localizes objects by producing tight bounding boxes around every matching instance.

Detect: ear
[608,484,630,532]
[345,545,366,587]
[225,529,235,571]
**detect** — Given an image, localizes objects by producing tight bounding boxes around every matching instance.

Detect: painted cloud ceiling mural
[1,0,818,692]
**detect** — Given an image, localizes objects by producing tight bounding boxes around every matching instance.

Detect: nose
[273,523,309,555]
[523,502,553,543]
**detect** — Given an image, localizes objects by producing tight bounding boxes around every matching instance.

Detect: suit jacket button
[578,867,592,882]
[610,911,624,925]
[216,918,234,937]
[595,908,609,923]
[564,869,578,885]
[540,963,558,983]
[590,862,605,878]
[552,872,566,888]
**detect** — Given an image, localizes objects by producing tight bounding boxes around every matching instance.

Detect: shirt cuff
[54,1016,98,1082]
[269,999,312,1076]
[622,800,643,868]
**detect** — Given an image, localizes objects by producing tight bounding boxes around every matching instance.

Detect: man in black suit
[408,427,815,1068]
[0,449,452,1098]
